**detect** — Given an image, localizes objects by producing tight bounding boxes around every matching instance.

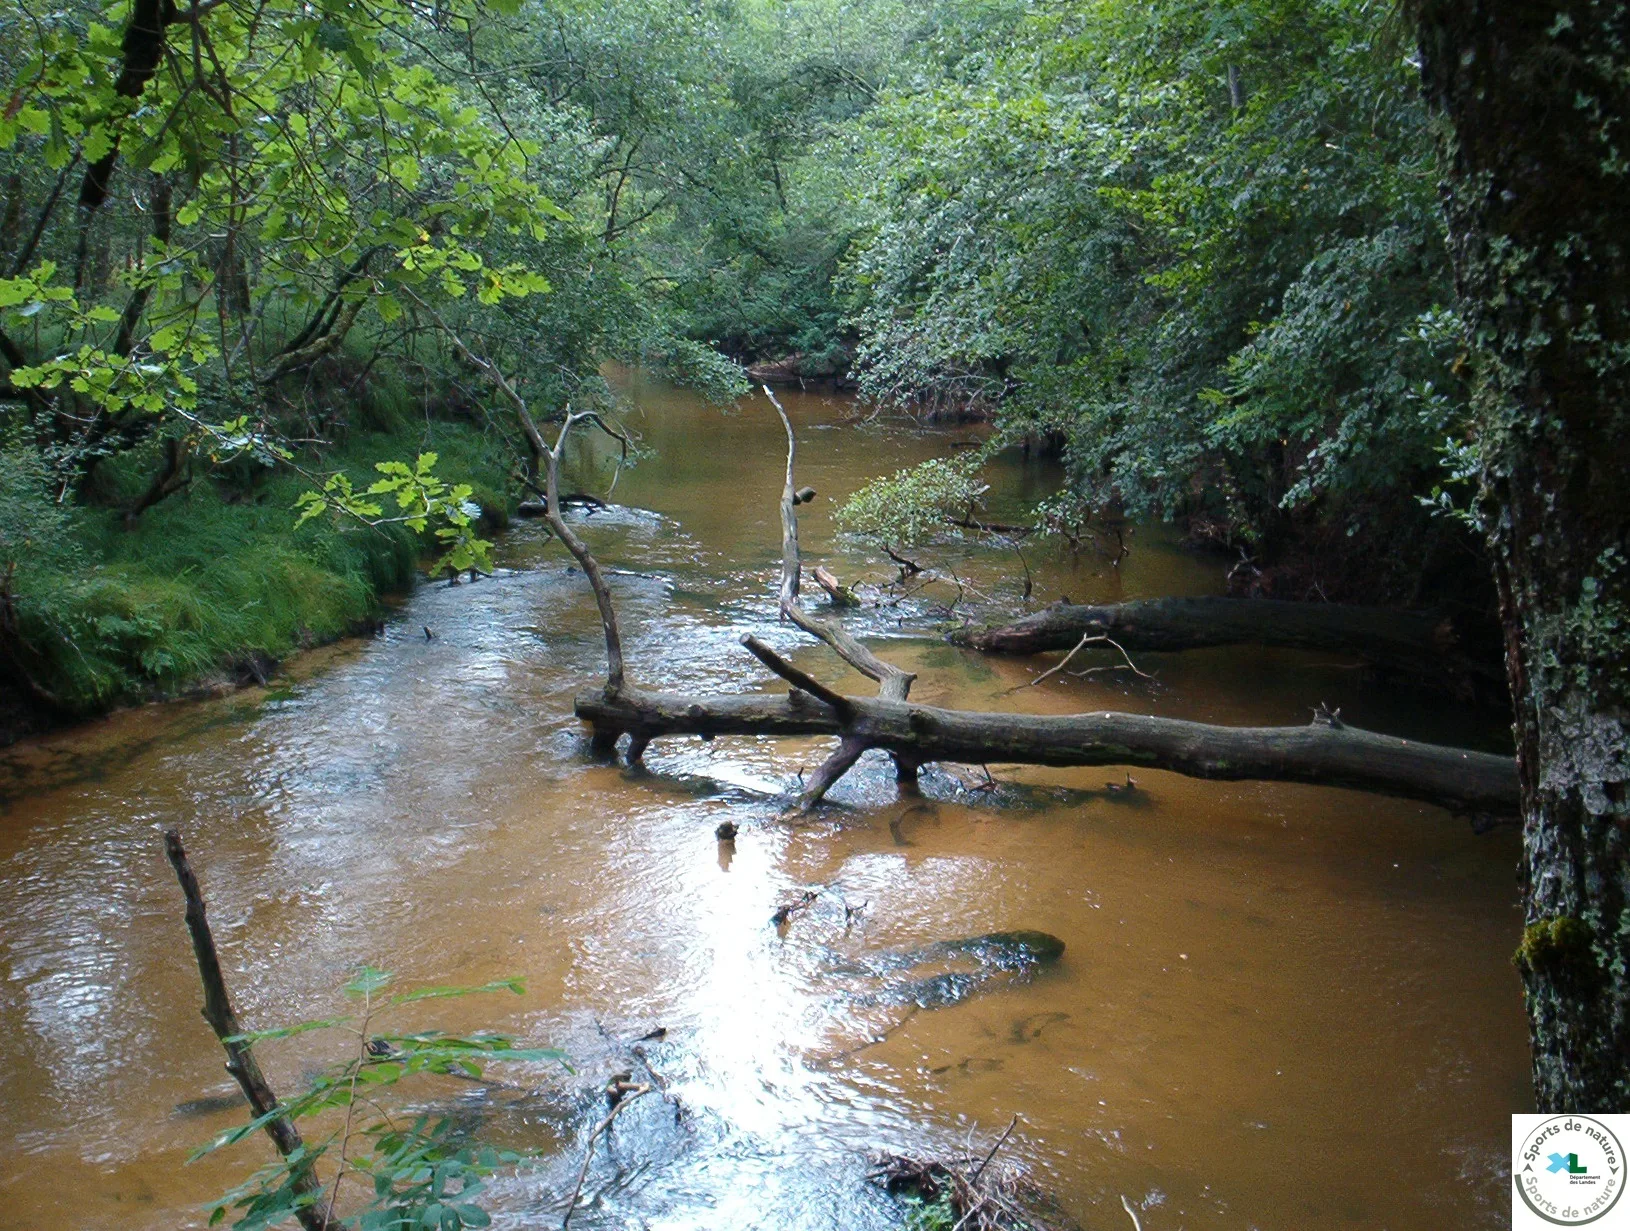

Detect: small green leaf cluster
[900,1192,958,1231]
[837,456,986,547]
[294,453,494,577]
[198,967,566,1231]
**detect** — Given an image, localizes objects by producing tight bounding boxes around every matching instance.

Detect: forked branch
[417,303,625,694]
[569,399,1519,817]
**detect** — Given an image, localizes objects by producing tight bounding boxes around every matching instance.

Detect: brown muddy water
[0,374,1529,1230]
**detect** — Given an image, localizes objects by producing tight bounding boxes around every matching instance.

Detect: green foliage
[296,451,493,577]
[197,967,566,1231]
[0,0,1512,711]
[1,0,918,723]
[641,337,750,405]
[841,0,1474,562]
[520,0,940,369]
[837,456,986,546]
[901,1193,958,1231]
[1538,547,1630,691]
[0,422,506,710]
[0,441,81,580]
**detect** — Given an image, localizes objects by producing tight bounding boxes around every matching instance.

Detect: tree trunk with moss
[1416,0,1630,1110]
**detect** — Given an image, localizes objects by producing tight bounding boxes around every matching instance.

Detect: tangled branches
[869,1117,1080,1231]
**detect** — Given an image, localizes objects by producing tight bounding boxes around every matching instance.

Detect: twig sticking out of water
[1008,633,1151,693]
[772,889,818,928]
[1120,1195,1143,1231]
[560,1080,651,1229]
[970,1114,1020,1184]
[163,829,333,1231]
[870,1114,1077,1231]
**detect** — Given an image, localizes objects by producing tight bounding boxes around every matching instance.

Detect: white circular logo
[1515,1115,1625,1225]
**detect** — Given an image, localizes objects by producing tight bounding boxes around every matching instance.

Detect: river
[0,374,1529,1230]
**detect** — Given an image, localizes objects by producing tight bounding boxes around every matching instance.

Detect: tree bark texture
[1417,0,1630,1109]
[576,684,1519,815]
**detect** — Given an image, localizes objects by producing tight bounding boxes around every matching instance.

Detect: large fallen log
[959,596,1504,694]
[575,685,1518,815]
[425,352,1515,818]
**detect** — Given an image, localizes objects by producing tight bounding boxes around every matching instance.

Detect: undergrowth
[1,420,514,719]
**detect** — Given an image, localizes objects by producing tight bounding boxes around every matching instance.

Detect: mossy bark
[1416,0,1630,1110]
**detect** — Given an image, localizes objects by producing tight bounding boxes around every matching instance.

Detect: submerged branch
[1008,632,1151,691]
[561,1082,651,1229]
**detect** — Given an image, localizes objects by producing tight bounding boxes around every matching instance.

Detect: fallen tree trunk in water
[431,364,1515,818]
[959,596,1504,696]
[575,684,1519,815]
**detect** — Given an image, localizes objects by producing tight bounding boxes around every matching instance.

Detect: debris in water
[771,889,818,928]
[870,1115,1080,1230]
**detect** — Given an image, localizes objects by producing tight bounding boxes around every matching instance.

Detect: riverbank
[0,422,515,747]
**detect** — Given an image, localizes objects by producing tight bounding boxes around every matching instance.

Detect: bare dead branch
[812,565,859,608]
[969,1114,1020,1184]
[566,410,1517,817]
[1008,633,1152,693]
[163,829,333,1231]
[757,385,921,805]
[740,634,854,718]
[762,386,914,705]
[561,1083,651,1229]
[546,410,626,694]
[411,297,626,695]
[575,686,1520,815]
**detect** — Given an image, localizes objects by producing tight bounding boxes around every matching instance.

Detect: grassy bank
[1,420,515,740]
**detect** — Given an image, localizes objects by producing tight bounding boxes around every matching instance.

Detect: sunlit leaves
[296,454,496,576]
[0,0,567,448]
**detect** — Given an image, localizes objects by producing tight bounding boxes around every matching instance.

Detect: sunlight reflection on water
[0,377,1527,1231]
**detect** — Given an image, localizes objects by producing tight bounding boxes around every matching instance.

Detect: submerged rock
[833,930,1065,1011]
[171,1087,246,1118]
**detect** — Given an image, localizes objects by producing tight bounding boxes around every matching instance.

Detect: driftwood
[163,829,334,1231]
[869,1115,1078,1231]
[563,390,1517,815]
[575,685,1517,813]
[426,356,1514,816]
[960,596,1504,695]
[812,565,859,607]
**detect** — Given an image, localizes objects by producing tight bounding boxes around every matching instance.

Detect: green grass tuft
[2,422,515,714]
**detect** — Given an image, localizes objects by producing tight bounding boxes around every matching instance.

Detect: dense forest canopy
[0,0,1626,1120]
[0,0,1487,714]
